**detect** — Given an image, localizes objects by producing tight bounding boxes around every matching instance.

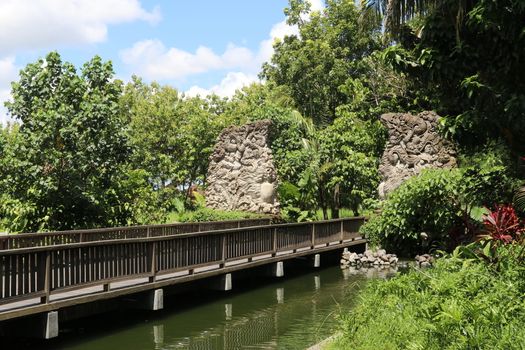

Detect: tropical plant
[333,245,525,349]
[478,205,524,244]
[514,185,525,214]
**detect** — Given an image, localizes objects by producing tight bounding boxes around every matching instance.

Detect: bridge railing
[0,217,366,309]
[0,218,272,250]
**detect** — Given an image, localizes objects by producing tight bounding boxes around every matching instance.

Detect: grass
[328,246,525,349]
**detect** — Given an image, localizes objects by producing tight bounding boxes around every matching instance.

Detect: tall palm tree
[361,0,469,36]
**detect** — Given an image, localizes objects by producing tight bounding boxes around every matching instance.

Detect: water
[4,263,399,350]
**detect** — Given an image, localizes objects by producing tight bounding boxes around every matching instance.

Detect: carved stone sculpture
[378,111,457,198]
[206,120,279,214]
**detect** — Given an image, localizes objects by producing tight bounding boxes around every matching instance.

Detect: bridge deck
[0,218,366,322]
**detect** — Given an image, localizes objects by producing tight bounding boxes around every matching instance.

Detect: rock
[377,249,387,256]
[364,250,374,258]
[420,261,431,268]
[206,120,279,214]
[378,111,457,198]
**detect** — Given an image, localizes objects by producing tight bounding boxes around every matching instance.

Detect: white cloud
[0,0,160,54]
[120,40,256,81]
[120,0,324,97]
[0,56,18,124]
[185,72,258,98]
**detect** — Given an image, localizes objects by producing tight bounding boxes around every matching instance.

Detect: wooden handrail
[0,217,366,310]
[0,217,273,250]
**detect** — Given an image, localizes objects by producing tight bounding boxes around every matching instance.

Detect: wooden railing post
[147,226,151,238]
[311,223,316,248]
[340,219,344,242]
[149,242,157,283]
[220,234,227,268]
[272,228,277,256]
[39,251,51,304]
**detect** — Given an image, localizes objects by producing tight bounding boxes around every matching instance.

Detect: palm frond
[513,186,525,213]
[362,0,441,35]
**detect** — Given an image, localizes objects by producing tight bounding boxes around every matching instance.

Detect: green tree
[376,0,525,153]
[1,52,131,231]
[262,0,383,125]
[121,77,238,200]
[318,111,381,217]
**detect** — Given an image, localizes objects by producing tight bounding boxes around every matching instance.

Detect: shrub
[361,168,463,255]
[333,246,525,349]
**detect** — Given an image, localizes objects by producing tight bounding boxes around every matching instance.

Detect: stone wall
[378,111,457,198]
[205,120,279,215]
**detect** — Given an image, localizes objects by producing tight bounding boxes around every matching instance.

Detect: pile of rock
[415,254,434,267]
[340,248,398,268]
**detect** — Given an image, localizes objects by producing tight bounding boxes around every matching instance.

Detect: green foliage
[362,168,463,254]
[262,0,384,125]
[363,141,521,255]
[383,0,525,153]
[318,112,382,215]
[1,52,132,232]
[514,185,525,214]
[458,141,521,206]
[334,247,525,349]
[225,83,310,184]
[121,77,237,193]
[173,207,265,223]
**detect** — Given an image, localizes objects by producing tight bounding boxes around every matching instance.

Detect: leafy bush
[332,246,525,349]
[361,168,464,255]
[362,142,521,255]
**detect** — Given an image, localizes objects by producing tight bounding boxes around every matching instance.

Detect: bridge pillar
[136,288,164,311]
[268,261,284,277]
[212,273,232,291]
[43,311,59,339]
[313,254,321,268]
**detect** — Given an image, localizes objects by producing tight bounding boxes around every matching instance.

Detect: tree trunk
[331,183,340,219]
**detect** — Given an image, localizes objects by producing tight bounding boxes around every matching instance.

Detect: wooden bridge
[0,217,366,338]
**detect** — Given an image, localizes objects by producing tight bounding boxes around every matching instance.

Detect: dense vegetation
[0,0,524,348]
[330,245,525,349]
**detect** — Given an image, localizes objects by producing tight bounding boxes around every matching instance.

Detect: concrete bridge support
[268,261,284,277]
[212,273,232,291]
[313,254,321,268]
[135,288,164,311]
[43,311,59,339]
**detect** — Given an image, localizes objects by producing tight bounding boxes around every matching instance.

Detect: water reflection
[146,267,397,350]
[20,265,399,350]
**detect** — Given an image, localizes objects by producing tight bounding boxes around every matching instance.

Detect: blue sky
[0,0,324,123]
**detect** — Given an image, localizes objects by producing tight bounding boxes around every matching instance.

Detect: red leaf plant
[479,205,524,244]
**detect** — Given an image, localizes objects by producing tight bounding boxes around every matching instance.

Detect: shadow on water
[2,260,401,350]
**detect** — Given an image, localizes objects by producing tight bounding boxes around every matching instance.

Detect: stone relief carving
[206,120,279,215]
[378,111,457,198]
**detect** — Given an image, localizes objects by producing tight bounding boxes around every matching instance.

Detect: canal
[3,262,399,349]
